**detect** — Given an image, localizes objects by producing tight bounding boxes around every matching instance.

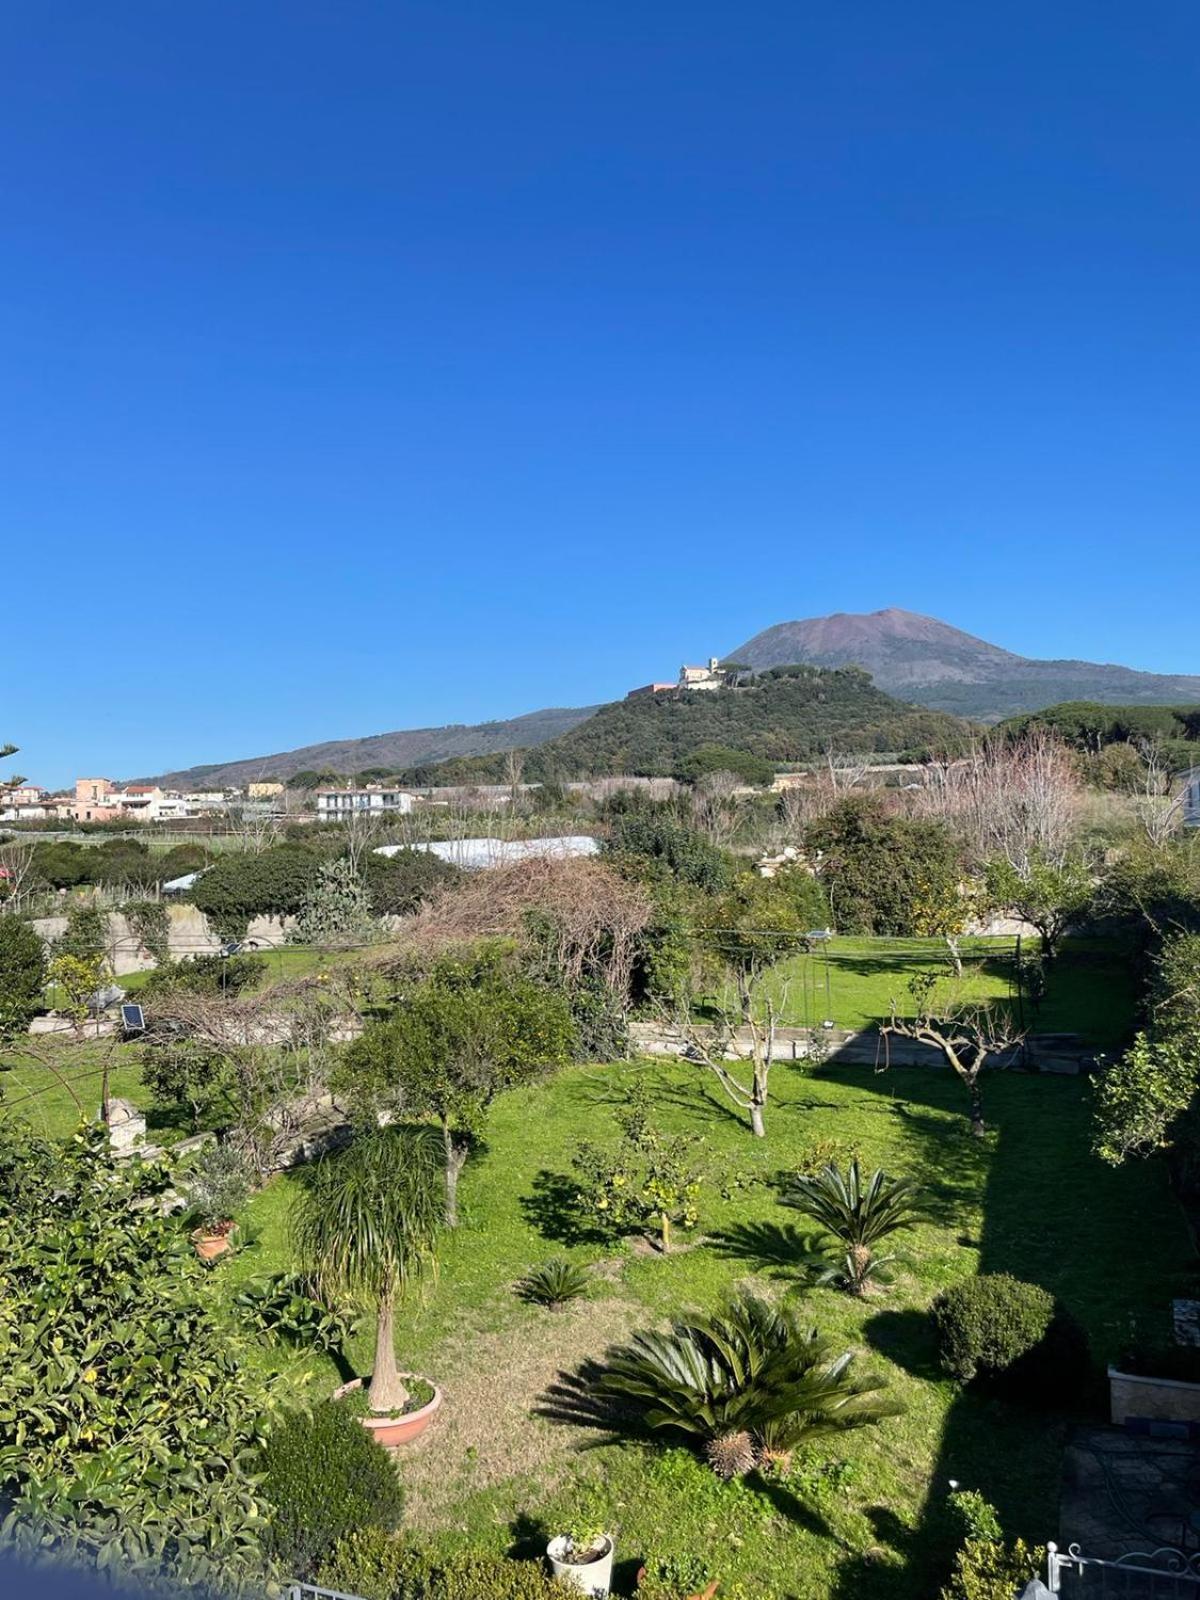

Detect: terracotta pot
[191,1224,234,1261]
[333,1376,442,1446]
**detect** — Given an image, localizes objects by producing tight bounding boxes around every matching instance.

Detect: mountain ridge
[729,608,1200,719]
[141,705,599,788]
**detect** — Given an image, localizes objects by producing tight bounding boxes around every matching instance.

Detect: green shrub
[932,1274,1090,1400]
[0,913,46,1036]
[141,950,267,998]
[314,1527,411,1600]
[933,1274,1055,1381]
[262,1400,404,1572]
[233,1271,357,1353]
[416,1551,565,1599]
[940,1536,1042,1600]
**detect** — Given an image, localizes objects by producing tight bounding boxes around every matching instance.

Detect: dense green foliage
[0,1125,272,1593]
[1095,931,1200,1163]
[340,951,576,1223]
[364,848,462,917]
[595,1290,899,1470]
[315,1531,566,1600]
[190,842,317,938]
[984,854,1092,960]
[139,949,268,999]
[930,1273,1088,1397]
[806,797,963,935]
[675,745,776,786]
[397,668,968,784]
[262,1399,404,1572]
[0,914,46,1036]
[605,811,733,891]
[1001,699,1200,763]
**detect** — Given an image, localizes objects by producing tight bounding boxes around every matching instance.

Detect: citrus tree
[0,1123,274,1593]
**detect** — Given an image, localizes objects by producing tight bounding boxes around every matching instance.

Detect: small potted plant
[547,1504,615,1597]
[188,1143,252,1260]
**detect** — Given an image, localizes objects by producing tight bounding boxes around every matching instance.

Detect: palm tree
[596,1291,899,1477]
[292,1125,444,1413]
[785,1159,919,1295]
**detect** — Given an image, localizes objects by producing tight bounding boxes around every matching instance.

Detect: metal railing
[1048,1540,1200,1593]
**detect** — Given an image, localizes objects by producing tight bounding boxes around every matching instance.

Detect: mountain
[395,665,968,785]
[729,609,1200,721]
[144,705,599,789]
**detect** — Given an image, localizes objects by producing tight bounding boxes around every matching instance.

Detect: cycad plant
[596,1290,899,1477]
[292,1125,444,1414]
[517,1258,592,1311]
[786,1159,919,1295]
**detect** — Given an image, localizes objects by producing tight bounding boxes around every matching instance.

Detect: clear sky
[3,1,1198,787]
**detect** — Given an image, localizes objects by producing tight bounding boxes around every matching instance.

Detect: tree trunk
[442,1119,468,1227]
[368,1292,410,1413]
[750,1102,766,1138]
[968,1076,986,1138]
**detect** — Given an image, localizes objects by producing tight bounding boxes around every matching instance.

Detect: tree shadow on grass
[533,1358,645,1449]
[707,1219,814,1279]
[521,1170,615,1246]
[862,1307,945,1383]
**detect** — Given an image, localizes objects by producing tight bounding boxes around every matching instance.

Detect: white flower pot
[547,1534,614,1597]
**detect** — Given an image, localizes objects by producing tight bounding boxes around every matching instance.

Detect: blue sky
[3,2,1198,787]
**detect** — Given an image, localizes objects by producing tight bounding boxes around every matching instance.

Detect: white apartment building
[316,786,416,821]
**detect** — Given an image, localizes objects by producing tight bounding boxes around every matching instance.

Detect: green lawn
[209,1054,1183,1600]
[756,937,1135,1048]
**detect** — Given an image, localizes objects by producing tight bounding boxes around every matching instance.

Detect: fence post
[1046,1542,1060,1592]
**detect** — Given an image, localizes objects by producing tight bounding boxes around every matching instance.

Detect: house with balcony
[316,785,416,821]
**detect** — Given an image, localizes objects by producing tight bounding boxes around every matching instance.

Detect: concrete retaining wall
[1109,1367,1200,1426]
[31,907,292,974]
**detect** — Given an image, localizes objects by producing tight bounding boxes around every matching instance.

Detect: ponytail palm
[786,1160,919,1294]
[293,1125,444,1413]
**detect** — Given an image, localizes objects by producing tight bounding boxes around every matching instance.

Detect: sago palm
[596,1290,899,1477]
[786,1159,919,1295]
[292,1124,444,1413]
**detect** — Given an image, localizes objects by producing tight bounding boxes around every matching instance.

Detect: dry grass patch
[399,1288,640,1524]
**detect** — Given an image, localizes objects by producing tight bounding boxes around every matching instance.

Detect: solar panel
[121,1003,146,1033]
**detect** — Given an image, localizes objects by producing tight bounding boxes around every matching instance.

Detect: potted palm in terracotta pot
[188,1142,251,1260]
[294,1123,444,1447]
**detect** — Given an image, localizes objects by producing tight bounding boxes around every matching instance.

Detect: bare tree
[881,972,1024,1136]
[0,835,38,912]
[689,770,743,850]
[914,730,1080,872]
[670,984,787,1138]
[1131,742,1188,847]
[773,747,871,846]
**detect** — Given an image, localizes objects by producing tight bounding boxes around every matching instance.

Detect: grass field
[756,936,1135,1048]
[204,1054,1184,1599]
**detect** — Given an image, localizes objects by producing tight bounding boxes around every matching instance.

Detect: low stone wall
[31,906,292,974]
[1109,1367,1200,1426]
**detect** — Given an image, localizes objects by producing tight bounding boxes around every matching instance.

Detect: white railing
[1048,1539,1200,1591]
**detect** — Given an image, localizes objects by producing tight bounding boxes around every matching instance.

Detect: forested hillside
[399,665,970,783]
[1000,701,1200,770]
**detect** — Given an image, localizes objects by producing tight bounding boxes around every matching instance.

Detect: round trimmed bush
[263,1400,404,1573]
[315,1527,412,1600]
[933,1274,1055,1381]
[932,1273,1090,1400]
